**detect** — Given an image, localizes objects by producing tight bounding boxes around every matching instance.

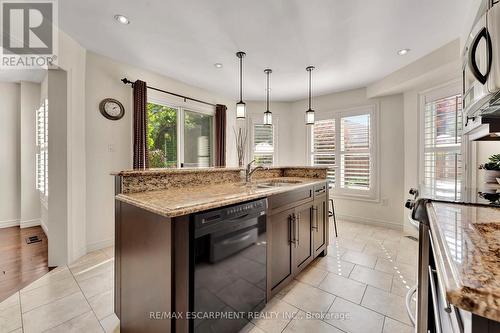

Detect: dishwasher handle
[428,266,443,333]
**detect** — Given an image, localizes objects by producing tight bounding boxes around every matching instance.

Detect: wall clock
[99,98,125,120]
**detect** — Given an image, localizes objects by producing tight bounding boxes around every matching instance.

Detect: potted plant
[479,154,500,183]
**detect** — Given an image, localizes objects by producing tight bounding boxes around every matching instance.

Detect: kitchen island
[113,167,329,333]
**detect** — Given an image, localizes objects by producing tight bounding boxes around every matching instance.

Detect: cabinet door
[313,196,327,255]
[294,203,313,270]
[269,208,294,290]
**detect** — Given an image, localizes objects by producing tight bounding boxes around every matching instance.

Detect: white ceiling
[59,0,472,101]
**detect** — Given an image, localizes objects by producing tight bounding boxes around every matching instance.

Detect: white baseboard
[87,238,114,252]
[20,218,41,228]
[41,220,48,236]
[0,219,20,228]
[336,213,403,231]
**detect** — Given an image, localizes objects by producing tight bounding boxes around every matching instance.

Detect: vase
[483,170,500,183]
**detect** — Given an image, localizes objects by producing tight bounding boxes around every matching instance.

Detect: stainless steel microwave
[463,1,500,140]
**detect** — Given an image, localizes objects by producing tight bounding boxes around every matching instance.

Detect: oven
[191,199,267,333]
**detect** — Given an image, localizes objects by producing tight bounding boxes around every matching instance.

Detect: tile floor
[0,220,418,333]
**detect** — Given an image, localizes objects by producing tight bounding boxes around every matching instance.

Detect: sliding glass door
[147,102,214,168]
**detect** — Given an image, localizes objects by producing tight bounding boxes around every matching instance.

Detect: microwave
[463,1,500,140]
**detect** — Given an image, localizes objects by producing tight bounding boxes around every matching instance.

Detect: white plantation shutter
[310,106,376,197]
[253,124,274,166]
[311,119,336,185]
[36,100,48,197]
[423,94,462,200]
[341,114,370,190]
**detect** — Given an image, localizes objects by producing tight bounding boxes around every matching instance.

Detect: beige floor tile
[240,322,266,333]
[283,311,343,333]
[383,317,414,333]
[21,267,72,293]
[363,242,397,258]
[9,329,22,333]
[23,291,91,333]
[318,273,366,304]
[44,311,103,333]
[78,269,113,299]
[391,275,416,298]
[88,289,114,320]
[326,297,384,333]
[312,256,355,277]
[361,286,412,326]
[102,246,115,259]
[282,281,335,313]
[73,258,114,283]
[349,265,393,291]
[295,265,328,286]
[0,293,22,333]
[251,299,298,333]
[100,313,119,333]
[21,275,80,313]
[69,250,108,275]
[341,250,378,268]
[396,249,418,266]
[374,258,417,279]
[336,238,367,252]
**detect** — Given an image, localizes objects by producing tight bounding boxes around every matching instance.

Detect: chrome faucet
[245,160,266,183]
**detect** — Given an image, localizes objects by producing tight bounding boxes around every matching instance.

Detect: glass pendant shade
[264,110,272,125]
[305,109,315,125]
[236,101,246,119]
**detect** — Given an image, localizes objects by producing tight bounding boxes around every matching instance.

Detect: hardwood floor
[0,226,49,302]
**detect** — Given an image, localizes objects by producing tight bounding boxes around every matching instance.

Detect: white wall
[20,82,41,228]
[285,88,405,229]
[0,83,20,228]
[84,51,238,251]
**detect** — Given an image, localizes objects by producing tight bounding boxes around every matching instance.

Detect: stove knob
[405,199,415,210]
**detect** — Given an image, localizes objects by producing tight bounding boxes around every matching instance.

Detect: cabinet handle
[289,215,295,246]
[311,206,318,230]
[296,213,300,247]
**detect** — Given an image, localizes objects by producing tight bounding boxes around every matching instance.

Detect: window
[310,106,376,198]
[36,99,48,198]
[422,93,462,200]
[147,101,214,168]
[252,124,275,166]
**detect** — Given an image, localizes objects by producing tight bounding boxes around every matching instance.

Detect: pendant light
[305,66,315,125]
[236,51,247,119]
[264,68,272,126]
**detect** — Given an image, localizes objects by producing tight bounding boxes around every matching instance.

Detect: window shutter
[423,95,462,200]
[253,124,274,166]
[340,114,370,190]
[311,119,336,185]
[36,100,49,197]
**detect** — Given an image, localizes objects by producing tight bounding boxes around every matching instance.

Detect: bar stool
[329,199,338,237]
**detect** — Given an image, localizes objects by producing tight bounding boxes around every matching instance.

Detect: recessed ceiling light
[114,14,130,25]
[397,48,410,56]
[214,63,223,68]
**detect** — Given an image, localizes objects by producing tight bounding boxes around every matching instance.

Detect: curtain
[133,80,149,169]
[215,104,227,167]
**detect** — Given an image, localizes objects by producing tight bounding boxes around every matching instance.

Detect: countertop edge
[115,178,328,218]
[427,202,500,322]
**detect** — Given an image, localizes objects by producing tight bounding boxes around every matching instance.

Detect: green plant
[479,154,500,171]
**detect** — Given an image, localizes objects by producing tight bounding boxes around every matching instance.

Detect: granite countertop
[427,202,500,321]
[116,177,326,217]
[112,166,328,176]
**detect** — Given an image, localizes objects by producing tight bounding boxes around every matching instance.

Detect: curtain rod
[121,78,216,107]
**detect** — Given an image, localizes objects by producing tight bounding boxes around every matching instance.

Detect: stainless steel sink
[255,179,303,188]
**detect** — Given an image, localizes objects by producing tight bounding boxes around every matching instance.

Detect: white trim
[336,214,403,231]
[0,219,20,228]
[41,219,49,236]
[307,103,379,200]
[87,238,114,252]
[20,218,41,228]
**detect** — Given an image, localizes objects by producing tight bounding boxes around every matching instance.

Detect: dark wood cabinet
[268,182,329,297]
[294,203,313,270]
[313,194,327,256]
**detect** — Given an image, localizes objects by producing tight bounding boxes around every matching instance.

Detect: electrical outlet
[382,198,388,206]
[108,144,116,153]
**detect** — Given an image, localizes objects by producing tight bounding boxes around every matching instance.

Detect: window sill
[330,190,380,203]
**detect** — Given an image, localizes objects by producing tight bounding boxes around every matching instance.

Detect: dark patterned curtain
[133,80,149,169]
[215,104,227,167]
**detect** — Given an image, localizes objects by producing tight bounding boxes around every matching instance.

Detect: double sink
[239,178,304,189]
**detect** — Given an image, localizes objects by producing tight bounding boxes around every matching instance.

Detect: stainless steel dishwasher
[191,199,267,333]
